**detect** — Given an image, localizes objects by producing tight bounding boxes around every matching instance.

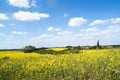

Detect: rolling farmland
[0,49,120,80]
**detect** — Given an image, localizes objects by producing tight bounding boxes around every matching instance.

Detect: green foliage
[66,46,73,50]
[23,45,36,53]
[66,46,81,50]
[69,50,79,54]
[2,56,10,60]
[34,49,67,55]
[97,40,100,47]
[35,49,57,55]
[34,48,80,55]
[73,46,81,50]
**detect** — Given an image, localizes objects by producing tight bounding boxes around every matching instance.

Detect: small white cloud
[58,31,73,35]
[75,33,84,37]
[89,18,120,26]
[81,27,98,32]
[31,0,37,7]
[110,18,120,24]
[68,17,87,27]
[39,34,53,38]
[55,28,61,31]
[47,27,54,31]
[0,13,9,20]
[0,23,4,27]
[64,13,68,17]
[77,24,120,38]
[8,0,30,8]
[47,27,61,31]
[29,34,54,45]
[11,31,28,35]
[13,11,49,21]
[6,35,16,41]
[107,24,120,32]
[89,19,107,26]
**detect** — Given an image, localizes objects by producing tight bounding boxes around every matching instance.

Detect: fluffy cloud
[0,23,4,27]
[29,34,53,44]
[58,31,73,35]
[110,18,120,24]
[8,0,37,8]
[39,34,53,38]
[90,18,120,26]
[6,35,16,41]
[30,0,37,7]
[89,20,107,26]
[107,24,120,32]
[47,27,61,31]
[81,27,98,32]
[6,24,120,48]
[11,31,28,35]
[78,24,120,38]
[8,0,30,8]
[13,11,49,21]
[68,17,87,27]
[0,13,9,20]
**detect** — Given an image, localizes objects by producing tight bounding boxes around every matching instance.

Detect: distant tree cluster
[23,45,81,54]
[22,40,120,54]
[23,45,36,53]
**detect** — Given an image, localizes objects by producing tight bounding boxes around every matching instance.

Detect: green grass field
[0,49,120,80]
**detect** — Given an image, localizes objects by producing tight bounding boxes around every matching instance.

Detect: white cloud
[81,27,98,32]
[1,17,120,48]
[47,27,61,31]
[0,13,9,20]
[6,35,16,41]
[29,34,54,45]
[0,23,4,27]
[68,17,87,27]
[47,27,54,31]
[39,34,53,38]
[77,24,120,38]
[3,24,120,48]
[55,28,61,31]
[11,31,28,35]
[75,33,84,37]
[8,0,30,8]
[89,19,107,26]
[58,31,73,35]
[89,18,120,26]
[31,0,37,7]
[13,11,49,21]
[110,18,120,24]
[107,24,120,32]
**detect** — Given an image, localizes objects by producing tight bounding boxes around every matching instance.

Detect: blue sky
[0,0,120,49]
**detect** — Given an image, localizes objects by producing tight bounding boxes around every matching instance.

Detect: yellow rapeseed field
[0,49,120,80]
[47,47,67,51]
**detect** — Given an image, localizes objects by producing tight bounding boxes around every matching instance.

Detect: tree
[97,40,100,48]
[66,46,73,50]
[23,45,36,53]
[96,40,102,49]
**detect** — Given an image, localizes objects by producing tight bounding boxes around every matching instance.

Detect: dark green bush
[23,45,36,53]
[2,56,10,60]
